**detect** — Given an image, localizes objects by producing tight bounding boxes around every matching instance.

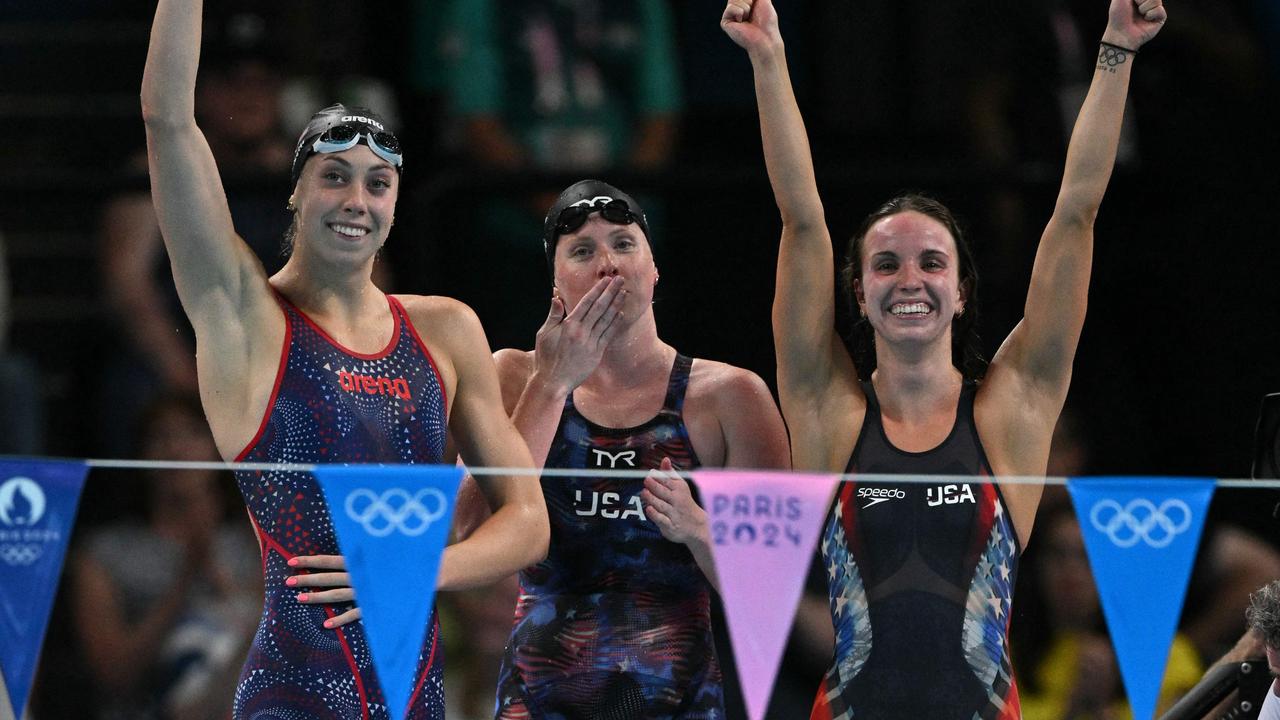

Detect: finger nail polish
[297,593,309,602]
[287,558,299,566]
[285,577,296,586]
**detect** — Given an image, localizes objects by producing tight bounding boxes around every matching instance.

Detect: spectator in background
[0,230,45,454]
[70,392,260,720]
[1248,581,1280,719]
[96,9,292,456]
[436,0,683,348]
[448,0,680,174]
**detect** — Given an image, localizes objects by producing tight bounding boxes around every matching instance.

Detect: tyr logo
[590,449,637,469]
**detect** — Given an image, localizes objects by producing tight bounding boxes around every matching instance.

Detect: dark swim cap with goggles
[290,104,403,187]
[542,180,651,272]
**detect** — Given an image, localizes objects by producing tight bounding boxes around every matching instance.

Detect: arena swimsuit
[495,354,725,719]
[234,293,448,720]
[812,381,1022,720]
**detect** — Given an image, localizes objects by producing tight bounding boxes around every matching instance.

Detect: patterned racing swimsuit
[233,293,449,720]
[495,354,725,720]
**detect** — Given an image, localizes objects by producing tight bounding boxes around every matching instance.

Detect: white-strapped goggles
[309,123,403,168]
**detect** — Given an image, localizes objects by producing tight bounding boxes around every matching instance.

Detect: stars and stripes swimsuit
[233,293,449,720]
[812,381,1022,720]
[495,354,725,719]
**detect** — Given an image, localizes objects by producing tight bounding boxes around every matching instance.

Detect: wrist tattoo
[1098,41,1135,73]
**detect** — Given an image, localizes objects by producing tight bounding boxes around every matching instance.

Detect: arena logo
[1089,497,1193,549]
[337,370,412,400]
[341,115,385,130]
[858,486,905,509]
[344,487,448,537]
[0,476,57,566]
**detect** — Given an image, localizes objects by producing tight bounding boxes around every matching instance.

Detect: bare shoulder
[492,348,535,412]
[686,359,783,434]
[396,294,486,345]
[687,358,773,408]
[686,358,790,469]
[493,347,534,377]
[393,294,493,401]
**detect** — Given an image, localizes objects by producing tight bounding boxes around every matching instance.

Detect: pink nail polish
[324,620,334,629]
[287,558,298,566]
[297,593,309,602]
[285,577,297,587]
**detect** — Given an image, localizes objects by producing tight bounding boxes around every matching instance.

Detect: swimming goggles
[310,123,403,168]
[553,197,639,237]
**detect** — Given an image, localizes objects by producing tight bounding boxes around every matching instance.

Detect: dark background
[4,0,1277,477]
[2,0,1279,717]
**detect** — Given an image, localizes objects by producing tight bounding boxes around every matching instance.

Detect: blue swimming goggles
[309,123,403,168]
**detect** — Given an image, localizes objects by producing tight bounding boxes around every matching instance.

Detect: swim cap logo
[344,488,448,537]
[570,195,616,208]
[1089,498,1193,548]
[341,115,384,131]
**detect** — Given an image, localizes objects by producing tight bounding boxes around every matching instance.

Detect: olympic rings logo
[0,543,42,566]
[1089,498,1193,549]
[344,487,448,537]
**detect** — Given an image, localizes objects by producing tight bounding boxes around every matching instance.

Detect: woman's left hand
[641,458,709,547]
[287,555,361,628]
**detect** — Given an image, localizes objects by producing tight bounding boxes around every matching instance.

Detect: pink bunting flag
[691,470,841,720]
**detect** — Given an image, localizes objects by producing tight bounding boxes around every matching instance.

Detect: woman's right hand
[530,277,625,395]
[721,0,782,53]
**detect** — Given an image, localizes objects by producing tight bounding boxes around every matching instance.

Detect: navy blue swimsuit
[495,354,724,719]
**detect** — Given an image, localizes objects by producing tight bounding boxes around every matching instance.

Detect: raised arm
[427,300,549,591]
[723,0,860,469]
[995,0,1166,392]
[141,0,273,346]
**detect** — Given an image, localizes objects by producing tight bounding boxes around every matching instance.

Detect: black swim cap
[542,179,651,272]
[290,103,401,188]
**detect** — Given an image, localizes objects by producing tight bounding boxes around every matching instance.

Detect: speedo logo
[858,486,906,509]
[337,370,411,400]
[341,115,384,130]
